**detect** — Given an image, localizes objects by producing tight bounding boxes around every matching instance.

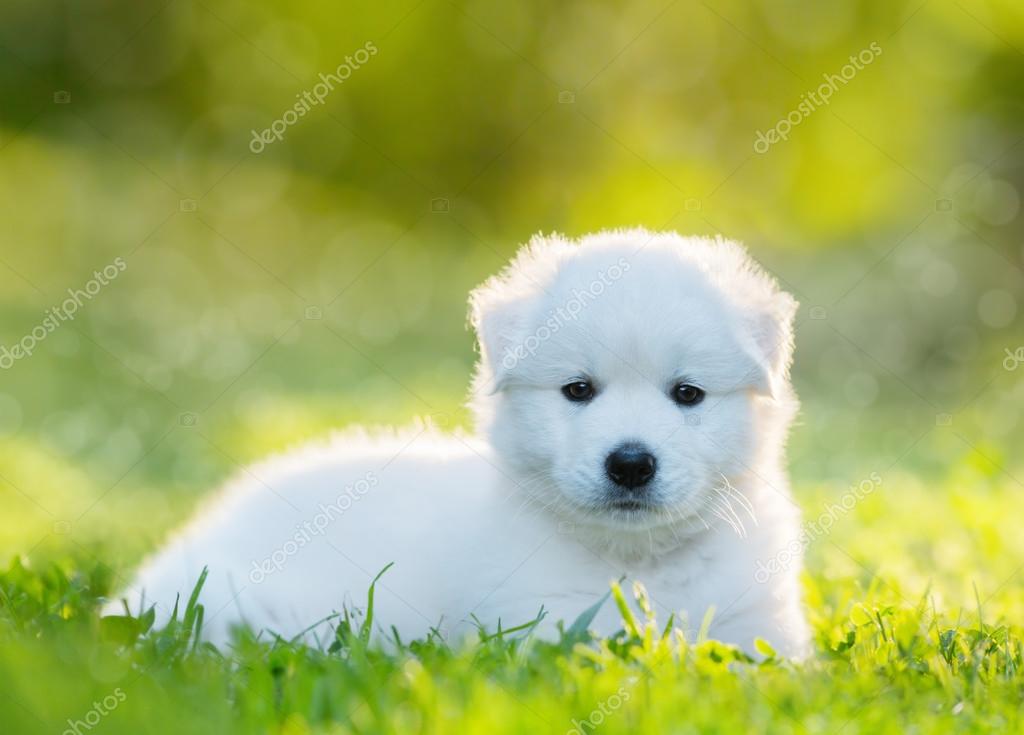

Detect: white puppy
[111,230,809,656]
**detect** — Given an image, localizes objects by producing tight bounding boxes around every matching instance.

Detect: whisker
[711,488,746,537]
[718,473,758,526]
[706,496,744,537]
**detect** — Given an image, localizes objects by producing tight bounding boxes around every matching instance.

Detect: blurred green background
[0,0,1022,602]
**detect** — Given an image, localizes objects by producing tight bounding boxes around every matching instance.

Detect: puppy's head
[469,230,797,533]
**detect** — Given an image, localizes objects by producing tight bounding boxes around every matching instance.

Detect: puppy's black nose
[605,444,657,489]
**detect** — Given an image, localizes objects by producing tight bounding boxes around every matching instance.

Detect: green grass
[2,463,1022,735]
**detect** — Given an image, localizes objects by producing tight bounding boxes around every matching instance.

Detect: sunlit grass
[1,539,1022,735]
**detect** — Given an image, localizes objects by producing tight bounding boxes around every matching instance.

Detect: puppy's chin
[568,493,685,532]
[596,503,666,530]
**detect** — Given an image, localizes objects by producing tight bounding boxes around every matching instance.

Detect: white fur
[110,230,810,656]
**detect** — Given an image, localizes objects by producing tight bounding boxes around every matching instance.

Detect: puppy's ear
[468,233,573,392]
[742,289,798,399]
[711,237,798,399]
[468,281,531,392]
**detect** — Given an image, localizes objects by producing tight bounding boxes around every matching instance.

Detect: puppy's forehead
[547,246,724,309]
[534,246,745,379]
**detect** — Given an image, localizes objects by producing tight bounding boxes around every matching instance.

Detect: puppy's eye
[672,383,705,406]
[562,380,595,402]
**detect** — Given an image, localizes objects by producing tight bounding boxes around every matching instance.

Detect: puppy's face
[470,231,797,532]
